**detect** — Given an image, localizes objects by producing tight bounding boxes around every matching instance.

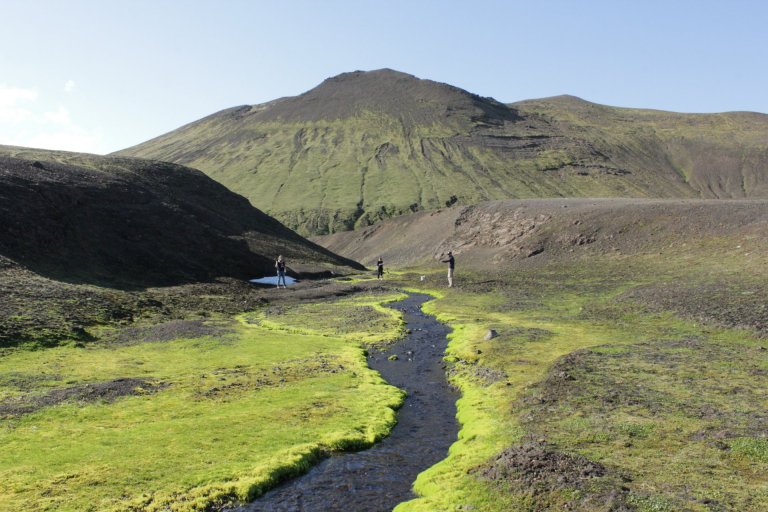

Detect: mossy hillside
[515,95,768,148]
[116,70,768,236]
[390,257,768,512]
[132,117,638,236]
[0,293,406,511]
[513,96,768,198]
[118,114,708,237]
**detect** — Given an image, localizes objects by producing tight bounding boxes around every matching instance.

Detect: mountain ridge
[515,93,768,117]
[115,69,768,236]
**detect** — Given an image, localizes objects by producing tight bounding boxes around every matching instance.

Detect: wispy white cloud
[0,83,104,154]
[44,105,72,126]
[0,85,38,124]
[24,130,102,154]
[0,85,38,107]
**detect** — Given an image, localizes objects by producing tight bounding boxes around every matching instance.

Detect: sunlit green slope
[115,69,768,235]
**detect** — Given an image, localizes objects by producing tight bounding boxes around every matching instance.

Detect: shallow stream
[231,292,459,511]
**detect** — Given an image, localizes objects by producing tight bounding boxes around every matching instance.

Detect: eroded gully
[231,292,459,512]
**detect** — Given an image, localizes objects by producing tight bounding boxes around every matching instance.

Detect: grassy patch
[0,294,405,511]
[389,261,768,512]
[4,255,768,511]
[730,437,768,463]
[242,291,407,347]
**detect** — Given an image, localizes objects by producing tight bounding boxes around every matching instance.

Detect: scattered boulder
[484,329,499,340]
[526,245,545,257]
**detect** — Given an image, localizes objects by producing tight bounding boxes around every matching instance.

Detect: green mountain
[115,69,768,236]
[513,94,768,198]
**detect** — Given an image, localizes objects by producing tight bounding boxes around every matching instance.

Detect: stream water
[231,292,459,512]
[249,276,297,286]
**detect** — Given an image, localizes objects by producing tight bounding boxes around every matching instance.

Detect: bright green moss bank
[393,260,768,512]
[3,261,767,511]
[0,293,405,511]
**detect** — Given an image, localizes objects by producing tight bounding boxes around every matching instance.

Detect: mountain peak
[512,94,594,108]
[249,68,517,125]
[323,68,418,83]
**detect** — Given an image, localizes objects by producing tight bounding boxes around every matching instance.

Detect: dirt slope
[313,198,768,270]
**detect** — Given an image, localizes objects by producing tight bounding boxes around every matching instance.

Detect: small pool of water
[249,276,297,286]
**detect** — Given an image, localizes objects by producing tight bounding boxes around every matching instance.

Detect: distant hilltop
[0,146,363,288]
[115,68,768,236]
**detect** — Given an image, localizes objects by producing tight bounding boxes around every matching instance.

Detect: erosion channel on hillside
[231,292,458,512]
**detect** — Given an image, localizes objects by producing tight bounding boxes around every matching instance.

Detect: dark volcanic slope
[313,198,768,271]
[115,69,768,236]
[250,68,519,125]
[0,146,362,287]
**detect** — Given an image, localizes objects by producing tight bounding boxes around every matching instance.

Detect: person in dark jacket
[376,257,384,280]
[275,255,287,288]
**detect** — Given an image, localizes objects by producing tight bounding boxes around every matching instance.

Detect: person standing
[376,257,384,280]
[441,251,455,287]
[275,255,287,288]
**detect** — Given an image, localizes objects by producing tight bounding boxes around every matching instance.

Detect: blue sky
[2,0,767,154]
